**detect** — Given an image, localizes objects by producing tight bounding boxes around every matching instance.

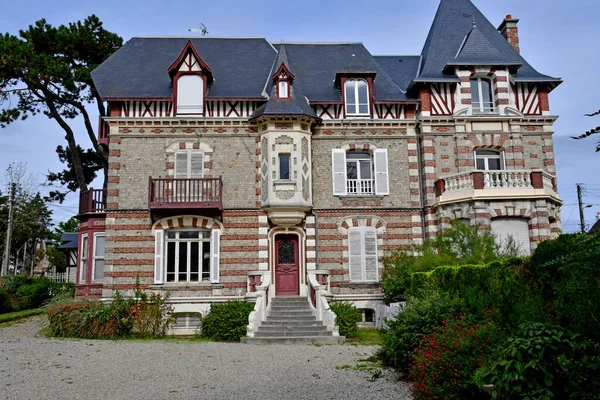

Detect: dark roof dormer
[167,40,214,85]
[272,62,294,100]
[334,53,377,84]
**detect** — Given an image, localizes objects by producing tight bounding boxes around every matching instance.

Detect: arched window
[344,79,370,116]
[470,78,494,113]
[176,75,204,115]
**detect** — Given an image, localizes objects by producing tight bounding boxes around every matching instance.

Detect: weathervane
[189,23,209,36]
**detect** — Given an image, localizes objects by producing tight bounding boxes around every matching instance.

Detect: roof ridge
[131,36,267,39]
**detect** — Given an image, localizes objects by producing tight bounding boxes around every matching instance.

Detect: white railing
[444,172,474,192]
[46,271,77,283]
[346,179,374,195]
[483,170,532,189]
[473,101,496,113]
[246,274,271,338]
[307,273,340,336]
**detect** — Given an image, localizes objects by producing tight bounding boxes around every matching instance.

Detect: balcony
[149,177,223,213]
[79,189,106,215]
[347,179,374,195]
[435,170,559,205]
[98,117,109,146]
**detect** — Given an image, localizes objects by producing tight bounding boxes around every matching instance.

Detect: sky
[1,0,599,232]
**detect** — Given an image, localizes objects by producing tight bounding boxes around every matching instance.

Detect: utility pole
[1,182,17,276]
[577,183,586,234]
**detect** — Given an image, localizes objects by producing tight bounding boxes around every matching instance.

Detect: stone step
[254,330,333,338]
[241,336,345,345]
[270,304,311,310]
[261,321,323,327]
[266,314,315,320]
[258,325,327,333]
[269,309,313,315]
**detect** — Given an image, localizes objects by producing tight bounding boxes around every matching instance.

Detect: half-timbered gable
[78,0,562,337]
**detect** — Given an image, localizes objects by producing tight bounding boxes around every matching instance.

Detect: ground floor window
[92,233,105,282]
[360,309,375,324]
[154,229,220,284]
[491,217,530,255]
[79,234,88,284]
[348,226,378,282]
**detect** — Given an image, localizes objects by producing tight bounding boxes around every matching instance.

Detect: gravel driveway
[0,317,412,400]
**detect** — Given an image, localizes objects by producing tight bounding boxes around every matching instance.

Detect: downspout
[415,116,428,243]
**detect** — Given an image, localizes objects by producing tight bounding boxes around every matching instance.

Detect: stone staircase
[242,296,344,344]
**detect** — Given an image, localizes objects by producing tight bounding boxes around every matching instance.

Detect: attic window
[344,78,370,116]
[176,75,204,115]
[277,80,290,99]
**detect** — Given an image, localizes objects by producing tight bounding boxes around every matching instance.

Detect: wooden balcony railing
[79,189,106,214]
[149,177,223,210]
[98,117,109,146]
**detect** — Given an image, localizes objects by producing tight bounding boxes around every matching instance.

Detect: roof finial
[472,16,477,28]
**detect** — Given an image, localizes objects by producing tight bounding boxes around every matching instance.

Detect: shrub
[379,289,465,374]
[47,281,174,339]
[478,322,600,400]
[0,287,13,313]
[15,279,53,309]
[329,302,361,338]
[410,312,506,400]
[201,301,254,342]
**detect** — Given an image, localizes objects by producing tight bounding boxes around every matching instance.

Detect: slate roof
[415,0,561,85]
[374,56,422,92]
[58,233,78,250]
[92,37,277,99]
[250,44,319,120]
[92,0,560,102]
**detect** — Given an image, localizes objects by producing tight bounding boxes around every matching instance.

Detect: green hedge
[329,302,361,338]
[0,277,75,314]
[201,301,254,342]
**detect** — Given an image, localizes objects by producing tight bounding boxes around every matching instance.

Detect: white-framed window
[348,226,378,282]
[176,74,204,115]
[175,150,204,179]
[278,153,291,180]
[154,229,220,284]
[92,233,105,282]
[470,77,495,113]
[475,149,504,171]
[344,78,370,116]
[278,80,289,99]
[331,148,389,196]
[79,234,88,284]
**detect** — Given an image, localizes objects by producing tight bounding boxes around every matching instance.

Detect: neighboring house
[76,0,562,334]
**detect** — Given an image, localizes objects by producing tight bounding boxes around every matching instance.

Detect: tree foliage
[571,109,600,152]
[0,16,122,196]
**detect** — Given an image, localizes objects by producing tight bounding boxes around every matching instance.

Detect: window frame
[91,233,105,283]
[278,153,291,180]
[175,73,205,116]
[470,77,495,113]
[344,78,370,117]
[174,149,204,179]
[79,234,88,284]
[474,149,505,171]
[348,226,378,282]
[331,148,389,196]
[277,80,290,99]
[346,152,374,195]
[154,228,220,285]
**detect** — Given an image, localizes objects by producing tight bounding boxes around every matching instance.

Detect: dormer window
[471,78,495,113]
[168,41,213,117]
[344,78,370,116]
[277,80,290,99]
[176,75,204,115]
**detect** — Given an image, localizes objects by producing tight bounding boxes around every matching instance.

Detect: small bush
[47,281,174,339]
[201,301,254,342]
[15,279,53,309]
[478,322,600,400]
[410,312,506,400]
[329,302,361,338]
[380,289,465,373]
[0,287,14,313]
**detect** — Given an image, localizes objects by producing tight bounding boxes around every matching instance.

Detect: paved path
[0,317,412,400]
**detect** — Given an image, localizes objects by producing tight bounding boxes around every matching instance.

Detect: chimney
[498,14,520,53]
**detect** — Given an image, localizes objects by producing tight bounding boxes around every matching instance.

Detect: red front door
[275,235,299,296]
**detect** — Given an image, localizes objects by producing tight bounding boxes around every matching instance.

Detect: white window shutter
[190,151,204,178]
[154,230,165,284]
[348,229,364,281]
[177,75,204,115]
[175,151,188,179]
[210,230,220,283]
[363,228,378,281]
[332,149,347,195]
[374,148,389,195]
